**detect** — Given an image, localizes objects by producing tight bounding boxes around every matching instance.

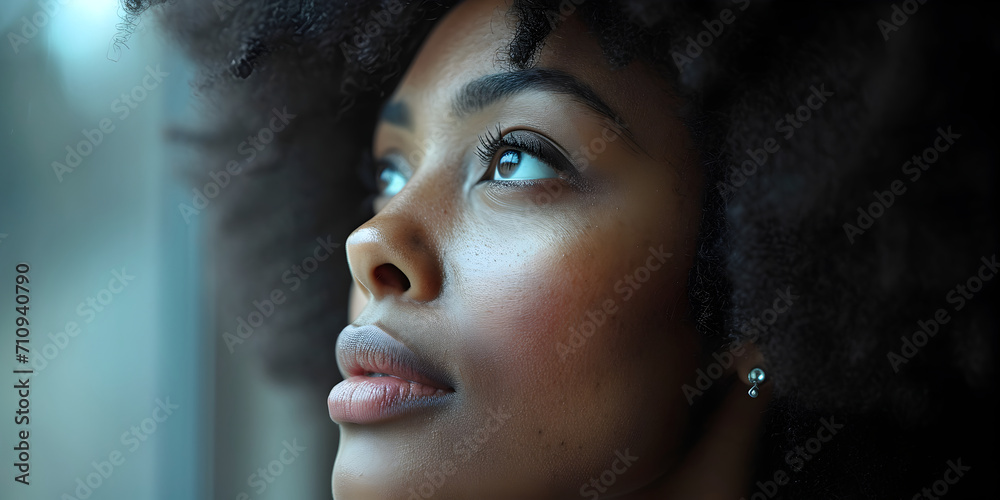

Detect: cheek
[453,203,694,375]
[447,222,698,488]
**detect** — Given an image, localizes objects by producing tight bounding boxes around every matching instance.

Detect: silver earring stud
[747,367,766,398]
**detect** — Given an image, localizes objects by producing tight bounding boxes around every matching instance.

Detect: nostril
[373,263,411,292]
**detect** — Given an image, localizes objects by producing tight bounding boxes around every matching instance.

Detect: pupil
[379,168,394,188]
[497,151,520,178]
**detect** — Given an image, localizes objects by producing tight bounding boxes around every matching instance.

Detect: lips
[328,324,454,424]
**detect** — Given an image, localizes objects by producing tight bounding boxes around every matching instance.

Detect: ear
[640,341,772,499]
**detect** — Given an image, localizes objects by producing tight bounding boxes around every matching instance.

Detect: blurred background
[0,1,335,499]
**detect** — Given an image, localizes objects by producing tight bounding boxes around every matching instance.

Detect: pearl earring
[747,367,766,398]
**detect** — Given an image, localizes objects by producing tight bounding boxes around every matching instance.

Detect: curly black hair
[130,0,997,497]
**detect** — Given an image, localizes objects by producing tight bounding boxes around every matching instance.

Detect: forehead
[389,0,682,160]
[396,0,512,98]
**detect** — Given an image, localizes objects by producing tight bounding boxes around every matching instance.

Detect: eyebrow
[453,68,637,144]
[378,68,639,147]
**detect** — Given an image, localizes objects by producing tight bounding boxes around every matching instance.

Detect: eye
[476,127,577,184]
[375,154,410,198]
[493,150,559,181]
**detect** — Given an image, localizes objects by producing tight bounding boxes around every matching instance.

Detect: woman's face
[331,0,704,497]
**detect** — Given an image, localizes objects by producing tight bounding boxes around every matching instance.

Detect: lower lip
[328,375,452,424]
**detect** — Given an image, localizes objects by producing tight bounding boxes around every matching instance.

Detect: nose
[345,209,443,303]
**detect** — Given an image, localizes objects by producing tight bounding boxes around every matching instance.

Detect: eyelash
[476,123,505,166]
[474,124,573,177]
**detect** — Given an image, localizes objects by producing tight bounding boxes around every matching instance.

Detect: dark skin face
[334,0,768,498]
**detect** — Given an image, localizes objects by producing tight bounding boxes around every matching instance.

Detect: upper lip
[336,324,454,392]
